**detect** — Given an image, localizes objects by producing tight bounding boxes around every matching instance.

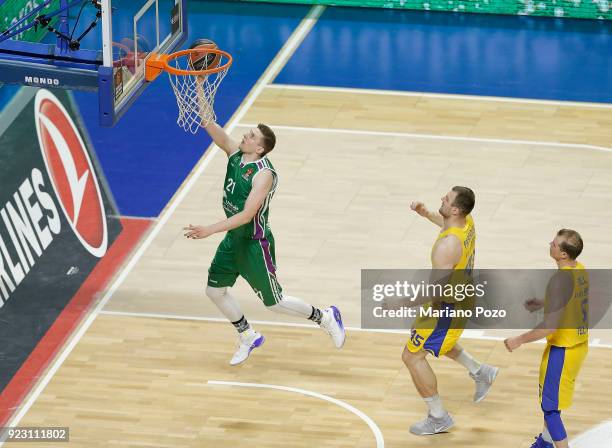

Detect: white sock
[423,394,446,418]
[542,426,554,443]
[455,349,481,375]
[267,295,314,319]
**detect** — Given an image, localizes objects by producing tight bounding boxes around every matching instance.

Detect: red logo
[242,168,253,180]
[34,89,108,258]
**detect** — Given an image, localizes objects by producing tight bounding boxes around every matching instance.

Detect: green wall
[241,0,612,19]
[1,0,57,42]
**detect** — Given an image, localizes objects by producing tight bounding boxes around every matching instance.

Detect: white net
[165,53,230,134]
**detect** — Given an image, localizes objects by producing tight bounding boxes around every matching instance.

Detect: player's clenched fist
[410,201,428,217]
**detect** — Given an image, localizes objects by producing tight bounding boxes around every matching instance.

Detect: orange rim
[150,48,232,76]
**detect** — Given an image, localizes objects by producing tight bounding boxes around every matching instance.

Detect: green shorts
[207,232,283,306]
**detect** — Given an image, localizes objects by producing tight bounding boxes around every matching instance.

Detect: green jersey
[222,150,278,239]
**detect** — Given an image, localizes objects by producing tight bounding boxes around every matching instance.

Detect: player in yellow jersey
[505,229,588,448]
[405,187,499,435]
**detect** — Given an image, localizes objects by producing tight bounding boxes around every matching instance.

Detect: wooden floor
[105,87,612,325]
[252,86,612,147]
[11,317,612,448]
[8,86,612,447]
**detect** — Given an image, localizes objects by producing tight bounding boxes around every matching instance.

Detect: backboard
[102,0,187,126]
[0,0,187,127]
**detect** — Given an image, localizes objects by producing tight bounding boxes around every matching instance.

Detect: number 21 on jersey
[226,178,236,194]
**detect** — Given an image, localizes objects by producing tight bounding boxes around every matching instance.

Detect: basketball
[188,38,221,71]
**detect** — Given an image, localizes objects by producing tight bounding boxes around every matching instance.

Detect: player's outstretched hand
[504,337,521,352]
[410,201,428,217]
[183,224,212,239]
[524,298,544,313]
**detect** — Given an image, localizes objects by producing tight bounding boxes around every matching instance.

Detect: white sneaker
[409,412,454,435]
[470,363,499,403]
[230,331,265,366]
[320,306,346,348]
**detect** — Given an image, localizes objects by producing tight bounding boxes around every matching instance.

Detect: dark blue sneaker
[530,434,554,448]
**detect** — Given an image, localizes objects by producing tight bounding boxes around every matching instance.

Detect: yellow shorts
[539,341,588,411]
[406,301,469,357]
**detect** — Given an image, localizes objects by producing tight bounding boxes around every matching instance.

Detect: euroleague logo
[34,89,108,258]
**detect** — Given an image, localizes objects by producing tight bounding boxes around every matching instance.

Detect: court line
[267,83,612,110]
[0,4,326,437]
[237,123,612,153]
[571,420,612,448]
[207,380,385,448]
[207,379,604,448]
[98,310,612,349]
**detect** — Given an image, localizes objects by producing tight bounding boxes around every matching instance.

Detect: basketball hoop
[145,47,232,134]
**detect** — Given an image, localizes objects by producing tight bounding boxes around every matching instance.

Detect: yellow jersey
[431,214,476,303]
[546,262,589,348]
[432,214,475,271]
[408,215,476,356]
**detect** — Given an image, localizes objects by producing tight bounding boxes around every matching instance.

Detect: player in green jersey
[184,121,345,365]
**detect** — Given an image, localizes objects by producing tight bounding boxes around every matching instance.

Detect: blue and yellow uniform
[539,262,589,411]
[406,215,476,357]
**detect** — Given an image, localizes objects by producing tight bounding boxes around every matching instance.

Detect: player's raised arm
[195,76,239,156]
[411,201,444,228]
[201,121,240,157]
